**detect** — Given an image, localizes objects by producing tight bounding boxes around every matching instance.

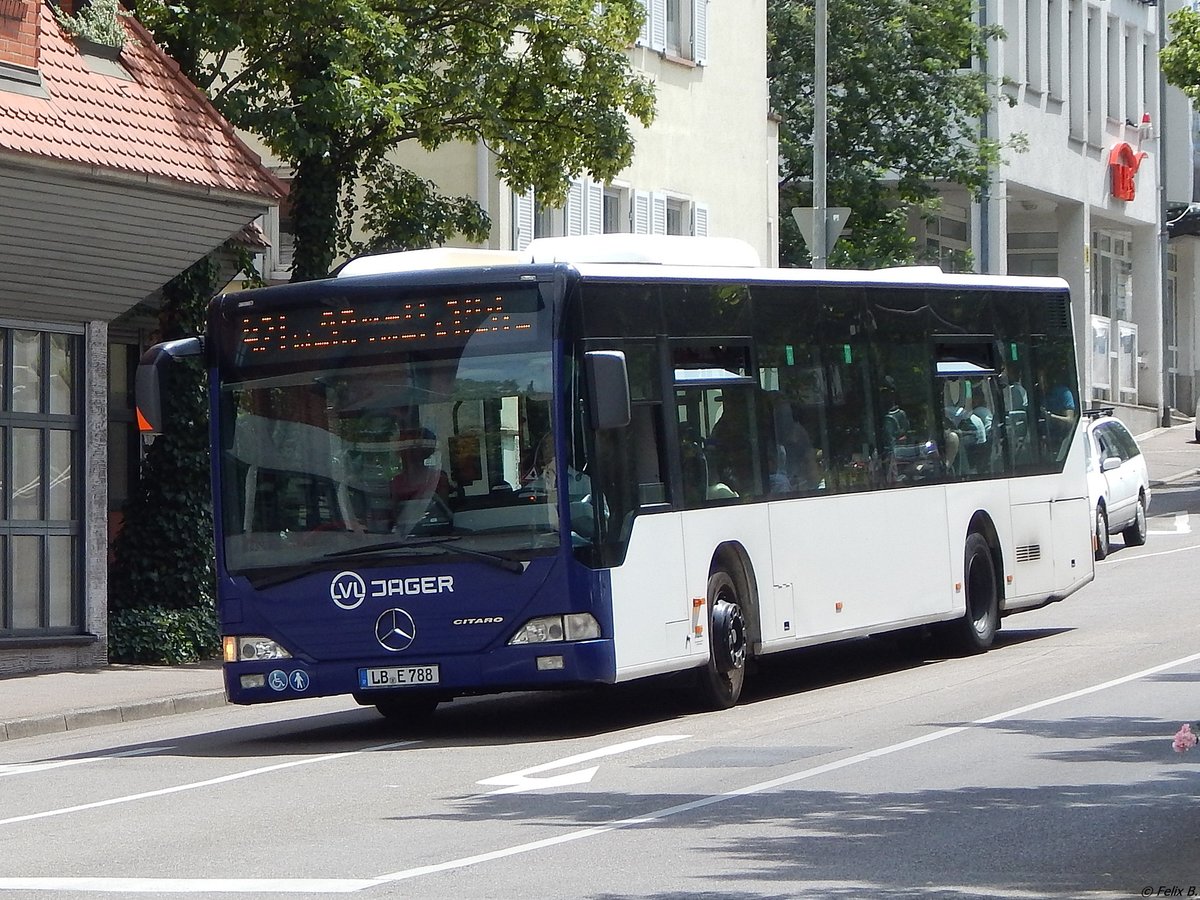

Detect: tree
[1161,7,1200,112]
[768,0,1015,268]
[133,0,656,280]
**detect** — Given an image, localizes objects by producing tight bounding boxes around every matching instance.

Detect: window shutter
[650,0,666,51]
[692,202,709,237]
[651,192,667,235]
[637,0,650,46]
[692,0,708,65]
[513,189,535,250]
[586,181,604,235]
[566,179,585,236]
[633,191,651,234]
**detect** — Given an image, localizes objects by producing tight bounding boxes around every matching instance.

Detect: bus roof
[332,235,1068,293]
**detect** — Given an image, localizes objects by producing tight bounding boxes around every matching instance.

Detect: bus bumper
[222,638,617,705]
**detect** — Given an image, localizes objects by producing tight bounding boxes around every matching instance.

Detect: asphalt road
[2,486,1200,899]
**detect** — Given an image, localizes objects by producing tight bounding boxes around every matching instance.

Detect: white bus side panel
[768,487,952,642]
[608,512,693,680]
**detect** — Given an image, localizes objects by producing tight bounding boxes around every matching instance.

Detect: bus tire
[372,694,440,723]
[947,533,999,654]
[1094,506,1109,561]
[695,569,748,710]
[1122,493,1148,547]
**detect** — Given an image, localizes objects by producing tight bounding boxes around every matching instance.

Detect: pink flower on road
[1172,723,1197,753]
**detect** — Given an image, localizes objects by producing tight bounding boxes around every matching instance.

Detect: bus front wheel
[695,570,748,710]
[946,533,999,654]
[371,694,440,723]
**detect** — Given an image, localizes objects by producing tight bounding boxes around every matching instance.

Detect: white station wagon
[1084,409,1151,560]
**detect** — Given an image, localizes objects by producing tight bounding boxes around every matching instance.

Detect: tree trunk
[290,152,342,282]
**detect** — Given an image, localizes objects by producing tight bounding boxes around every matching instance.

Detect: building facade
[921,0,1169,433]
[250,0,779,277]
[0,0,281,675]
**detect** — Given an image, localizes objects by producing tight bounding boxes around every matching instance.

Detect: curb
[1151,468,1200,488]
[0,689,228,742]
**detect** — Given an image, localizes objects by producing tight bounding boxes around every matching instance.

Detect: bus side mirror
[135,337,204,439]
[584,350,631,430]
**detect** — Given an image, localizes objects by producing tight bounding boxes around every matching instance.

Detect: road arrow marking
[1148,512,1191,535]
[476,734,689,795]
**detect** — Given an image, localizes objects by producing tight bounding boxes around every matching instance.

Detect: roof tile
[0,4,283,201]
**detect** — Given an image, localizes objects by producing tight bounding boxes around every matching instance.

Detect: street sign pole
[812,0,827,268]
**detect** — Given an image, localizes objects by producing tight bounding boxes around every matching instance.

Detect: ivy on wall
[107,253,224,663]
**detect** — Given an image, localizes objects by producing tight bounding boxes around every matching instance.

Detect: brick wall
[0,0,37,70]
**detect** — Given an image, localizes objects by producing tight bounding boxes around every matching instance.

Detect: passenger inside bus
[706,392,759,496]
[390,426,452,528]
[943,379,986,475]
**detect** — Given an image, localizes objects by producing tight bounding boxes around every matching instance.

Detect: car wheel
[1094,506,1109,561]
[1122,493,1148,547]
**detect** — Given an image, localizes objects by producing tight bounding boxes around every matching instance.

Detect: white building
[923,0,1170,433]
[252,0,779,276]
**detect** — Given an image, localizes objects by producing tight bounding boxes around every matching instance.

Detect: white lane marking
[5,651,1200,893]
[1101,542,1200,564]
[1148,512,1191,535]
[0,879,373,894]
[0,740,416,827]
[476,734,689,795]
[0,746,167,778]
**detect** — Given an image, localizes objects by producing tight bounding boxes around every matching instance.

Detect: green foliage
[349,164,492,255]
[54,0,129,47]
[768,0,1017,267]
[132,0,656,280]
[108,254,223,623]
[1162,8,1200,109]
[108,601,220,664]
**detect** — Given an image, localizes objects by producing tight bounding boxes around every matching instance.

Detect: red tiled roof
[0,4,285,200]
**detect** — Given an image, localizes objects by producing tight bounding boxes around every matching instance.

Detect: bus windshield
[218,347,558,574]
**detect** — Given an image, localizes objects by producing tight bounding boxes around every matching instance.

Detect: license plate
[358,665,440,689]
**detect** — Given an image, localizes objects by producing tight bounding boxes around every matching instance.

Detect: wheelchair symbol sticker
[268,669,288,692]
[289,670,310,692]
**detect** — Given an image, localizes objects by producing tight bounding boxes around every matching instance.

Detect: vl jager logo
[330,571,367,610]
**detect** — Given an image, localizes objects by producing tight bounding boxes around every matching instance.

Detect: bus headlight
[508,613,600,645]
[224,635,293,663]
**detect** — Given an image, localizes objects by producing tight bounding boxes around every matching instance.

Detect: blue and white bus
[136,235,1094,718]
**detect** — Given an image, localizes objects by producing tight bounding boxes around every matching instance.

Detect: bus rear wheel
[945,533,999,654]
[695,570,747,710]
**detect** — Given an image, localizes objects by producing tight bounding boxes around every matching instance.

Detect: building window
[640,0,706,64]
[1090,230,1133,402]
[1048,0,1063,99]
[0,328,82,634]
[923,210,971,273]
[666,199,686,235]
[603,190,624,233]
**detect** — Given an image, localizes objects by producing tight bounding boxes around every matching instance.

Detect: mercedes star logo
[375,608,417,652]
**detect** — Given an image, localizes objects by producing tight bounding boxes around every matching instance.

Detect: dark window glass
[662,283,752,337]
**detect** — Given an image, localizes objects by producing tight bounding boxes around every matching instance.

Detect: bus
[136,235,1094,718]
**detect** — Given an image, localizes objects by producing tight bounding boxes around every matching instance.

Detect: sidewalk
[0,660,226,742]
[2,423,1198,744]
[1136,422,1200,487]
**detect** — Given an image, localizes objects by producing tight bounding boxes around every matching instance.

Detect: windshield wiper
[322,537,527,574]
